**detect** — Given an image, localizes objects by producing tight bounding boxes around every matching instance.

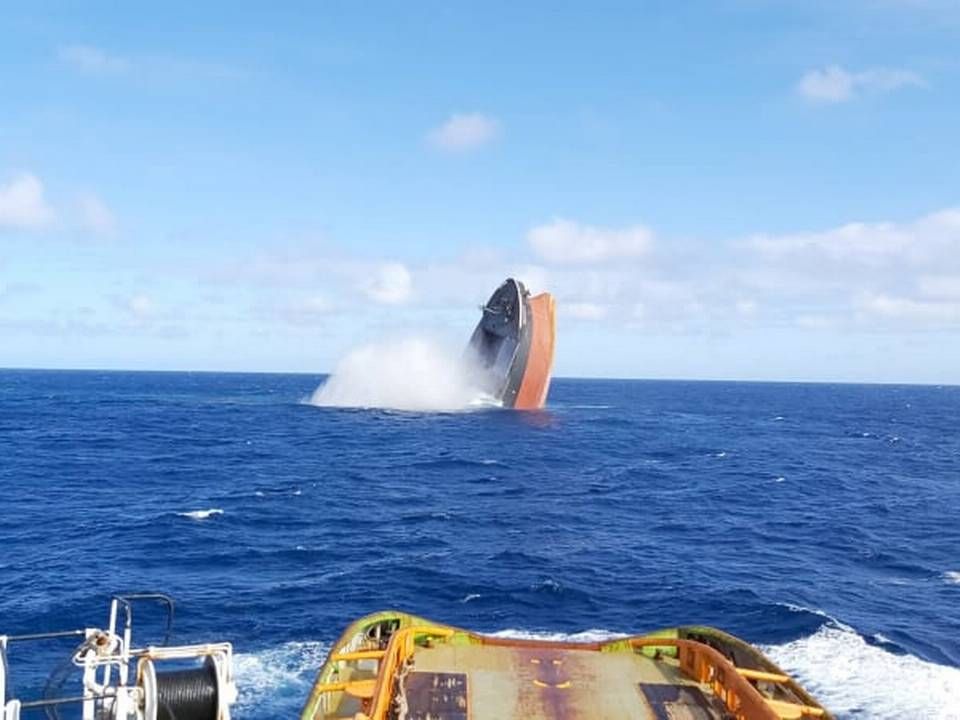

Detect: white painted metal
[3,699,20,720]
[2,602,234,720]
[0,636,7,718]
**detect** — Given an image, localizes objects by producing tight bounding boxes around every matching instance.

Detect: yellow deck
[407,642,726,719]
[301,613,832,720]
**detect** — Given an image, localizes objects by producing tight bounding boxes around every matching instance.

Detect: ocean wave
[201,622,960,720]
[763,625,960,719]
[491,627,626,643]
[234,640,328,716]
[944,571,960,585]
[776,602,856,632]
[176,508,224,520]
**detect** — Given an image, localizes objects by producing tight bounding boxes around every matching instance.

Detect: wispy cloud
[59,45,130,74]
[0,174,55,230]
[427,113,499,152]
[565,302,609,320]
[125,294,154,321]
[58,44,241,82]
[193,205,960,346]
[527,218,653,264]
[274,294,333,326]
[76,192,118,237]
[363,262,412,304]
[855,292,960,324]
[741,207,960,329]
[745,208,960,270]
[797,65,925,104]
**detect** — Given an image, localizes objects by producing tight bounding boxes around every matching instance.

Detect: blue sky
[1,1,959,382]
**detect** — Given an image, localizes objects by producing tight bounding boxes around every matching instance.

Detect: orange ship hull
[514,292,556,409]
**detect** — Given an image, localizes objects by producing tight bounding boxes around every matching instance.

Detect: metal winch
[0,594,235,720]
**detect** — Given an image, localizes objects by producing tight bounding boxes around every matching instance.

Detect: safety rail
[306,625,826,720]
[366,626,454,720]
[310,625,454,720]
[629,637,823,720]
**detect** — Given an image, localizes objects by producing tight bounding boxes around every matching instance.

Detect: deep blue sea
[2,370,959,718]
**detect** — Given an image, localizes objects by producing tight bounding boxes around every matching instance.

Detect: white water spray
[309,337,497,412]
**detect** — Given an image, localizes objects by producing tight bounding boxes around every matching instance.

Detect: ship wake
[234,624,960,720]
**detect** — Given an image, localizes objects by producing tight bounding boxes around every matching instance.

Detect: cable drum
[141,658,225,720]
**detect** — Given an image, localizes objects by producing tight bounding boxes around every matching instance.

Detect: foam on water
[943,571,960,585]
[308,337,494,412]
[496,623,960,719]
[176,508,223,520]
[763,625,960,719]
[491,627,626,643]
[234,641,328,716]
[219,623,960,719]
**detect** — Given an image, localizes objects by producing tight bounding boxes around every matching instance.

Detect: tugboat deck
[302,612,832,720]
[403,642,729,719]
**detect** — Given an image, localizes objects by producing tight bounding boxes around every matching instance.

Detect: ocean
[1,369,959,717]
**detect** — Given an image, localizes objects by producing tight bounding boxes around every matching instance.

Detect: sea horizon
[2,365,958,388]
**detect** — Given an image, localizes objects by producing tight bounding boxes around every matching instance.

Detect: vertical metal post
[82,630,96,720]
[0,636,7,714]
[3,699,21,720]
[104,599,119,690]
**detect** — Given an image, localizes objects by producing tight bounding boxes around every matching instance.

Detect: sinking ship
[300,610,833,720]
[466,278,556,409]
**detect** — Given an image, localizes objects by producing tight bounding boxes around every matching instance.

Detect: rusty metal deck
[403,643,728,719]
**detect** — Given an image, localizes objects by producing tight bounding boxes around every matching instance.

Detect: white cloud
[0,174,55,230]
[795,314,837,330]
[364,262,412,304]
[427,113,499,152]
[745,208,960,270]
[277,294,332,326]
[740,207,960,331]
[77,192,117,236]
[855,292,960,325]
[527,218,653,264]
[59,45,130,74]
[797,65,925,104]
[736,299,758,316]
[918,275,960,299]
[126,294,154,321]
[565,302,609,320]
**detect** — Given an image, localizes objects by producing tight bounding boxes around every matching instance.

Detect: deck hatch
[402,671,468,719]
[639,683,725,720]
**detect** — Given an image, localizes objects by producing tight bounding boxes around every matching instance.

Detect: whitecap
[177,508,223,520]
[461,593,482,603]
[943,571,960,585]
[763,625,960,719]
[492,628,626,643]
[532,578,563,592]
[234,641,328,714]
